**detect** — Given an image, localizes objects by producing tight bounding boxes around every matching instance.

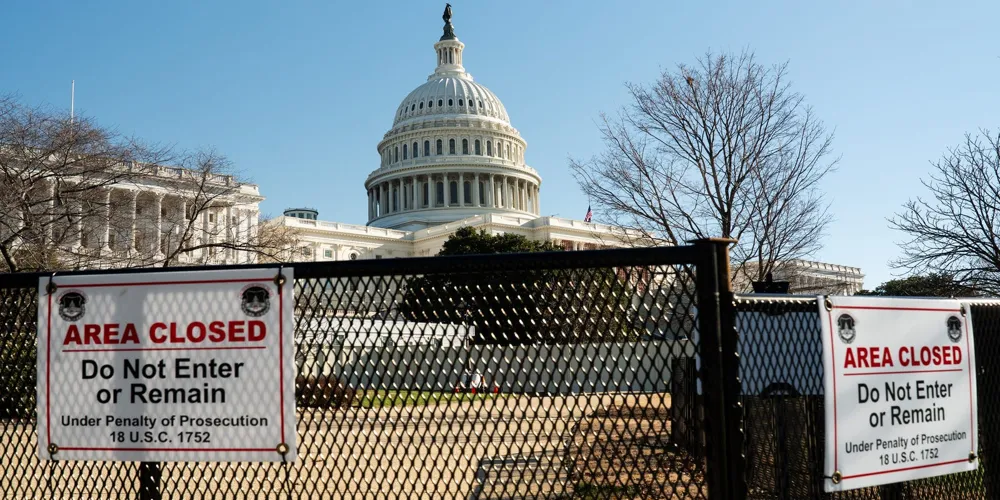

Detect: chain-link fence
[737,295,999,500]
[0,242,733,499]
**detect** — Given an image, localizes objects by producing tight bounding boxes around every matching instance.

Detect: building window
[449,181,458,204]
[436,182,444,205]
[375,255,383,260]
[424,141,430,156]
[458,99,463,106]
[436,140,443,155]
[463,182,471,204]
[208,213,216,223]
[350,253,358,260]
[475,140,481,155]
[448,99,453,106]
[394,147,398,162]
[412,142,418,158]
[324,249,332,258]
[300,247,311,258]
[479,182,486,205]
[419,102,423,109]
[392,189,398,211]
[448,139,456,154]
[403,144,408,160]
[496,142,501,157]
[411,104,415,111]
[423,183,429,206]
[506,143,510,159]
[438,99,443,107]
[462,139,469,154]
[487,141,493,156]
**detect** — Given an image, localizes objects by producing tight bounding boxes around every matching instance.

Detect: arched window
[462,139,469,154]
[402,144,407,160]
[413,142,418,158]
[449,139,456,154]
[463,182,471,204]
[424,141,430,157]
[497,142,502,158]
[475,140,481,155]
[411,104,415,111]
[419,102,423,109]
[435,182,445,205]
[436,140,443,155]
[479,182,486,205]
[506,143,510,159]
[422,183,429,206]
[449,181,458,204]
[478,100,483,108]
[438,99,443,107]
[486,141,493,156]
[458,99,464,106]
[448,99,453,106]
[394,147,399,162]
[392,189,398,212]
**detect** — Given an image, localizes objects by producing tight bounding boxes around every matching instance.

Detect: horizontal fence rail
[0,243,726,499]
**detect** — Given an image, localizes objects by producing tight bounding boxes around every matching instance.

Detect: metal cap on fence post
[691,238,747,499]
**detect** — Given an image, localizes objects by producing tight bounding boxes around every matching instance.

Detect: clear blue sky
[2,0,998,288]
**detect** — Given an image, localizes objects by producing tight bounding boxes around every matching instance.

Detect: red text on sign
[843,345,963,369]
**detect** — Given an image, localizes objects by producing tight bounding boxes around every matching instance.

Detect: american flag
[584,205,593,223]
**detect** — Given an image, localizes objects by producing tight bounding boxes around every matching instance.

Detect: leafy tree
[398,227,638,345]
[855,273,979,297]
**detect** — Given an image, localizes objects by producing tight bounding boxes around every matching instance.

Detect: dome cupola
[365,5,542,231]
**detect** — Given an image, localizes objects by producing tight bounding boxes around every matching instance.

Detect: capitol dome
[365,6,542,231]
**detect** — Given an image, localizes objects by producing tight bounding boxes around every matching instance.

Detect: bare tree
[0,95,296,272]
[570,50,837,288]
[890,129,1000,294]
[150,149,298,267]
[0,95,167,272]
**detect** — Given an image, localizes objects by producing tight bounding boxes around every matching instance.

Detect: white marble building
[275,8,865,294]
[2,161,264,269]
[279,9,642,262]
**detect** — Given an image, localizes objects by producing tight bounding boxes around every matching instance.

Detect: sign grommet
[970,452,977,462]
[831,471,842,484]
[47,443,59,456]
[276,442,289,455]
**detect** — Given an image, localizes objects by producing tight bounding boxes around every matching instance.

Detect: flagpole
[70,80,75,123]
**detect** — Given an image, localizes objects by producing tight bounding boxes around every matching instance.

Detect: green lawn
[352,390,508,409]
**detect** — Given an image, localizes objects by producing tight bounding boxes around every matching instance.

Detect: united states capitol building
[273,9,864,294]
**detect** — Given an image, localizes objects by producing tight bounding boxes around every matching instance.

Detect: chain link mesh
[737,296,995,500]
[0,250,711,499]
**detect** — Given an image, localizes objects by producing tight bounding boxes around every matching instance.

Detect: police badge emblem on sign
[818,296,979,491]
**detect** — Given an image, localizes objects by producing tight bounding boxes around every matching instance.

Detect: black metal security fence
[0,239,736,499]
[737,295,1000,500]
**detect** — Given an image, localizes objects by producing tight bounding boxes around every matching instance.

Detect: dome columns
[366,171,540,224]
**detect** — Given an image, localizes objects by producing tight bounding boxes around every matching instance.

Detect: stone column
[502,177,509,209]
[445,174,452,206]
[473,173,480,207]
[153,194,163,255]
[458,173,465,205]
[382,182,389,214]
[101,188,112,250]
[411,177,416,211]
[128,190,138,250]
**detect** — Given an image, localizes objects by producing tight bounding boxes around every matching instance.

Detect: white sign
[36,268,297,462]
[820,296,978,491]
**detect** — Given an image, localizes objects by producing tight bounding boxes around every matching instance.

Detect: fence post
[138,462,161,500]
[692,238,740,499]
